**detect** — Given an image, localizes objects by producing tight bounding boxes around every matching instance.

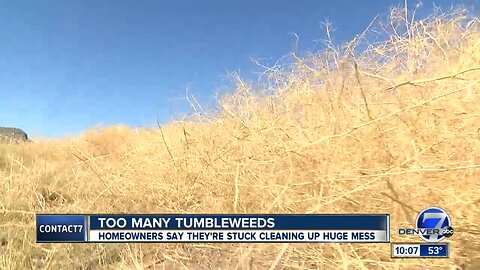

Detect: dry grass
[1,7,479,270]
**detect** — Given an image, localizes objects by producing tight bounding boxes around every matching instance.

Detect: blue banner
[89,214,389,230]
[419,244,449,257]
[36,215,87,243]
[36,214,390,243]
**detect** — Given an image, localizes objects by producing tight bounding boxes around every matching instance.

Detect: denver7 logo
[416,207,452,242]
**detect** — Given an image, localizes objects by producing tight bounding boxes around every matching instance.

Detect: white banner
[88,230,388,243]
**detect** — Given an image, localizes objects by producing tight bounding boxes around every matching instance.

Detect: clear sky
[0,0,475,138]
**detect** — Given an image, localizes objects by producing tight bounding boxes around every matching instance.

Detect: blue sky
[0,0,475,138]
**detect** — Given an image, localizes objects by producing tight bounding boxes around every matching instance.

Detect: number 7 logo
[416,207,452,242]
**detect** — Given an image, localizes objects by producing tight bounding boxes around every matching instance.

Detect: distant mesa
[0,127,30,143]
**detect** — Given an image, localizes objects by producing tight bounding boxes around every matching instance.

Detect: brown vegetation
[1,7,479,270]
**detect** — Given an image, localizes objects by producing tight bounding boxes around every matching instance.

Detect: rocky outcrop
[0,127,29,143]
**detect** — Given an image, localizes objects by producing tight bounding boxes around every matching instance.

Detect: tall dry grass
[1,7,479,270]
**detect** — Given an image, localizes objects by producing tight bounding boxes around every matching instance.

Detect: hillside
[1,8,479,270]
